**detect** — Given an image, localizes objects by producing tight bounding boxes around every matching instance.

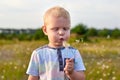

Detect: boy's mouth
[59,38,64,41]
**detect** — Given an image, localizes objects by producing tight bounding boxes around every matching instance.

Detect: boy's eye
[51,28,58,31]
[63,27,70,30]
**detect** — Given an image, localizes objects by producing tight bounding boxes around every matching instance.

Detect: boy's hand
[64,58,74,75]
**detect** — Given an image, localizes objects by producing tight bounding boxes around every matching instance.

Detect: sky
[0,0,120,29]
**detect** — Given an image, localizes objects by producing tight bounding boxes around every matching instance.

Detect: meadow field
[0,38,120,80]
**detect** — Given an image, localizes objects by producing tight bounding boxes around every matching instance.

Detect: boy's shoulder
[34,45,48,52]
[67,46,77,51]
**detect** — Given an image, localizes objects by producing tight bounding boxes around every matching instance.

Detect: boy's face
[43,16,70,48]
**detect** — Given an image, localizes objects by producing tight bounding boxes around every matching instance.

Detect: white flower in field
[112,76,116,80]
[99,78,103,80]
[106,65,109,69]
[112,71,115,74]
[14,66,17,70]
[108,59,112,62]
[9,62,13,65]
[102,45,105,48]
[97,62,101,65]
[84,62,88,66]
[101,64,106,70]
[27,48,30,51]
[75,39,80,43]
[107,73,110,76]
[103,73,106,77]
[1,75,4,79]
[97,71,100,74]
[2,70,6,73]
[23,64,26,68]
[107,35,110,39]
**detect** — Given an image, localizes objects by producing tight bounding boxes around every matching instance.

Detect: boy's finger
[68,58,74,62]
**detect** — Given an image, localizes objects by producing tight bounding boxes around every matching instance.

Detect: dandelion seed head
[101,64,106,70]
[63,41,70,47]
[106,65,109,69]
[97,62,101,65]
[103,73,106,77]
[112,76,116,80]
[97,71,100,74]
[1,75,4,79]
[75,40,80,43]
[99,78,103,80]
[107,73,110,76]
[14,66,17,70]
[2,70,5,73]
[9,62,13,65]
[23,64,26,68]
[112,71,115,74]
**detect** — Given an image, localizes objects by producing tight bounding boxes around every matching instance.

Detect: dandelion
[107,73,110,76]
[9,62,13,65]
[84,62,88,66]
[97,71,100,74]
[107,35,110,39]
[1,75,4,79]
[63,41,70,47]
[108,59,112,62]
[102,45,105,48]
[112,76,116,80]
[101,64,106,70]
[27,48,30,51]
[75,39,80,43]
[99,78,103,80]
[63,41,70,57]
[23,64,26,69]
[14,66,17,70]
[106,65,109,69]
[97,62,101,65]
[2,69,6,73]
[112,71,115,74]
[103,73,106,77]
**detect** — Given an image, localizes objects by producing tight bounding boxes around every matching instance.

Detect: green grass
[0,38,120,80]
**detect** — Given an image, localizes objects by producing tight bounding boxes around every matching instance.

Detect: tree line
[0,23,120,41]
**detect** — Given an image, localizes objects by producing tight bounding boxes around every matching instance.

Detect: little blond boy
[26,6,86,80]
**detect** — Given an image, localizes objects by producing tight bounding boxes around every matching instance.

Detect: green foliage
[111,28,120,38]
[98,28,111,37]
[0,28,47,41]
[71,23,87,35]
[18,33,28,41]
[33,29,46,40]
[0,23,120,40]
[0,33,6,39]
[86,28,98,37]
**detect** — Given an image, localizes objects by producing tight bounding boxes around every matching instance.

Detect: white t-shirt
[26,45,86,80]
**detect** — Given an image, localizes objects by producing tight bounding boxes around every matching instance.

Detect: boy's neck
[48,43,63,49]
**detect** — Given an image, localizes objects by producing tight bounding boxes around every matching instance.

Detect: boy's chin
[55,42,63,47]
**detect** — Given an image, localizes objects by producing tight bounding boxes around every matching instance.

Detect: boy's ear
[42,26,48,35]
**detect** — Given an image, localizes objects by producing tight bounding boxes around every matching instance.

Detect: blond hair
[43,6,70,25]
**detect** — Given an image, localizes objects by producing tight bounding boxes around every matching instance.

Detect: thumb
[69,58,74,62]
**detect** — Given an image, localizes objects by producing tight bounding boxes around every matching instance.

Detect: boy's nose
[58,29,65,35]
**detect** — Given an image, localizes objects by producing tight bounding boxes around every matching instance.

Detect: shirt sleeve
[26,50,39,76]
[74,50,86,71]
